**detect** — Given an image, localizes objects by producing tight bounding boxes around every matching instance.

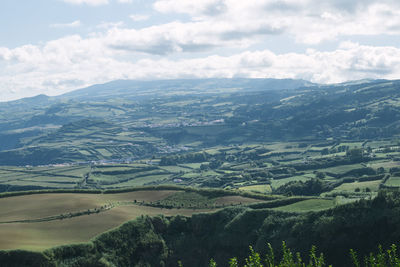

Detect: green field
[273,199,336,213]
[0,189,265,251]
[0,205,206,251]
[331,180,382,192]
[384,176,400,187]
[239,184,272,193]
[318,163,366,175]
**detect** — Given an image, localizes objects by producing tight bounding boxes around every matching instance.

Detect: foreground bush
[201,242,400,267]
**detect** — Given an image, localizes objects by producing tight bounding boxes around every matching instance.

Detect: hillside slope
[1,190,400,266]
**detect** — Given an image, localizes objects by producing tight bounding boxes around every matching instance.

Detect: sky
[1,0,400,101]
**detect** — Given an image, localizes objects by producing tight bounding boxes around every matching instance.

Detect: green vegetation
[272,199,335,212]
[205,242,400,267]
[208,243,328,267]
[154,191,217,209]
[0,187,267,251]
[274,179,330,196]
[2,79,400,197]
[240,184,272,194]
[1,190,400,266]
[3,79,400,265]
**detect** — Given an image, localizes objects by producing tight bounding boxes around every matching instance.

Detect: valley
[1,78,400,266]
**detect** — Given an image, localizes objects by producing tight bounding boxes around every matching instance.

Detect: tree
[315,172,326,179]
[377,167,385,174]
[346,148,364,162]
[321,148,329,155]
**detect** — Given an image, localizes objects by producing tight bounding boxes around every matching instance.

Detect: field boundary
[0,185,280,201]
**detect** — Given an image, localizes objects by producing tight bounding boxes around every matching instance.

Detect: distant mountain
[332,79,389,86]
[0,77,398,165]
[0,94,51,108]
[58,78,316,101]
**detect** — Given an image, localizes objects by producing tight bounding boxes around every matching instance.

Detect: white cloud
[1,33,400,101]
[1,1,400,101]
[103,20,282,55]
[153,0,400,44]
[0,47,12,61]
[97,21,124,29]
[129,14,150,22]
[117,0,132,3]
[61,0,109,6]
[154,0,227,17]
[50,20,81,28]
[51,1,400,54]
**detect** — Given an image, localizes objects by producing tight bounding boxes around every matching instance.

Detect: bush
[274,179,329,196]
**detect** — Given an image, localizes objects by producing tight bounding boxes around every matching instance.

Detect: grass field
[273,199,335,213]
[0,191,178,222]
[239,184,272,193]
[214,195,265,205]
[0,189,264,251]
[331,180,382,192]
[179,163,203,169]
[0,205,212,251]
[384,176,400,187]
[318,163,366,175]
[368,160,399,169]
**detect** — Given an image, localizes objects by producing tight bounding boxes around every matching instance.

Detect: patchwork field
[0,189,265,251]
[0,205,210,251]
[0,190,179,222]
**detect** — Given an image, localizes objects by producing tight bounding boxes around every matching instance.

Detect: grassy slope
[1,190,400,266]
[0,188,269,251]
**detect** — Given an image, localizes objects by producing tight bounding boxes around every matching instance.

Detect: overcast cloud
[0,0,400,101]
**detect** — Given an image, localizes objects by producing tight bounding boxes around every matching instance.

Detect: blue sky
[1,0,400,101]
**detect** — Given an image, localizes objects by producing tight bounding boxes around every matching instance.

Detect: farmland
[0,188,271,250]
[2,80,400,202]
[0,204,208,251]
[0,137,397,202]
[272,198,336,212]
[1,79,400,265]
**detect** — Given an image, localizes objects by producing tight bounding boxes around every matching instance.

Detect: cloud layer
[1,38,400,101]
[1,0,400,101]
[154,0,400,44]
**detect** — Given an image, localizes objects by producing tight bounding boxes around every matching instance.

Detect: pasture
[239,184,272,193]
[0,189,264,251]
[273,199,335,213]
[0,205,206,251]
[331,180,382,193]
[384,176,400,187]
